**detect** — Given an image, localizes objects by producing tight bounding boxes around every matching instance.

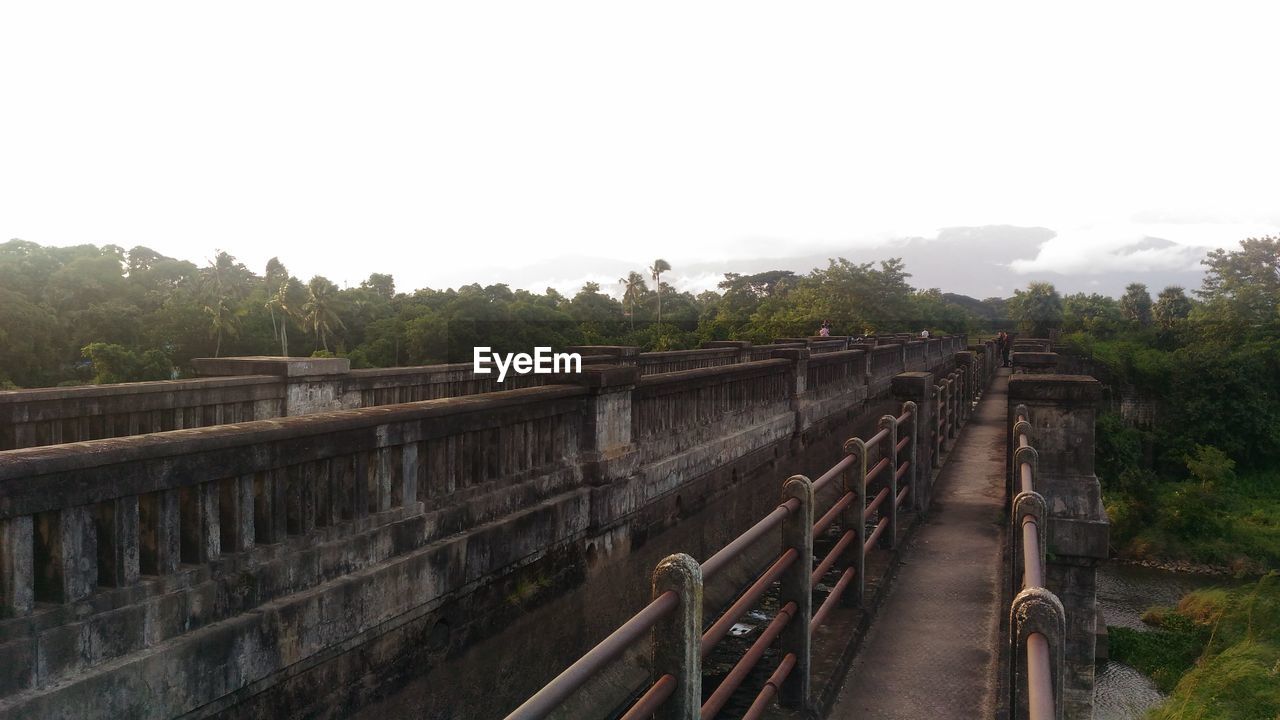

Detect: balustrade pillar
[34,506,96,603]
[875,416,898,549]
[841,439,868,607]
[96,496,140,587]
[651,553,701,720]
[0,516,34,616]
[892,373,936,511]
[779,475,814,708]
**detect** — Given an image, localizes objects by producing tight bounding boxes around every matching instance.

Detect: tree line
[0,241,988,388]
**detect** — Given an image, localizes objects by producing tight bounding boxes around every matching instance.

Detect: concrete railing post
[0,516,34,616]
[557,365,641,489]
[1008,374,1108,719]
[96,495,140,588]
[780,475,814,708]
[651,553,702,720]
[700,340,754,365]
[955,351,974,418]
[33,506,97,603]
[901,401,920,513]
[1010,587,1066,720]
[949,371,960,439]
[841,439,868,607]
[892,373,935,511]
[877,415,898,548]
[771,348,809,400]
[192,356,357,415]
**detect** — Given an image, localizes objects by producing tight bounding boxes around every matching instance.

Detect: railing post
[933,383,944,464]
[892,373,934,511]
[901,401,920,513]
[96,495,140,588]
[951,369,961,425]
[652,553,702,720]
[877,415,898,548]
[0,516,34,616]
[841,439,867,607]
[33,506,97,603]
[780,475,814,708]
[1010,587,1066,720]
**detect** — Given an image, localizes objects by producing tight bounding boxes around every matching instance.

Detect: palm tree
[649,258,671,324]
[302,277,345,353]
[618,271,645,329]
[266,281,293,355]
[204,297,241,357]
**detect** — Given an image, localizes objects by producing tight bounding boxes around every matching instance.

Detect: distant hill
[942,292,1007,321]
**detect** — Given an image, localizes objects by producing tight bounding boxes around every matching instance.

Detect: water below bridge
[1093,563,1224,719]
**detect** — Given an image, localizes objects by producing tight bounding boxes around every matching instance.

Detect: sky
[3,2,1278,299]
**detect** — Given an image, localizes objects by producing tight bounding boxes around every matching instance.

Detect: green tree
[1195,236,1280,339]
[203,297,243,357]
[1120,282,1154,327]
[1063,292,1123,336]
[1009,282,1063,337]
[302,276,346,353]
[649,258,671,324]
[618,271,646,329]
[1153,286,1193,330]
[81,342,171,384]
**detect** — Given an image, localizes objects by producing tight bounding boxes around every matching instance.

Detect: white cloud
[1009,221,1276,275]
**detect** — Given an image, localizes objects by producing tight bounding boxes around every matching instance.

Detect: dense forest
[0,239,994,388]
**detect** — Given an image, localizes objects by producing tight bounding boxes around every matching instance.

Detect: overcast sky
[3,2,1278,298]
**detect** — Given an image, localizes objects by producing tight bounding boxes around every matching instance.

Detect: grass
[1108,470,1280,573]
[1110,573,1280,719]
[1109,612,1207,693]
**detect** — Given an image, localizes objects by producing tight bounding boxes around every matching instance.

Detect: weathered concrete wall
[1008,374,1108,720]
[0,338,966,451]
[0,376,284,451]
[0,339,971,719]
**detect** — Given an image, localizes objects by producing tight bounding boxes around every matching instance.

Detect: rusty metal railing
[933,367,965,468]
[506,400,939,720]
[1009,407,1065,720]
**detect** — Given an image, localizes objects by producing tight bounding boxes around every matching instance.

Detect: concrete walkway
[828,369,1009,719]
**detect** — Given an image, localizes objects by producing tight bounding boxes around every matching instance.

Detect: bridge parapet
[1007,374,1107,719]
[0,383,593,714]
[507,343,1003,720]
[0,339,981,718]
[0,375,285,451]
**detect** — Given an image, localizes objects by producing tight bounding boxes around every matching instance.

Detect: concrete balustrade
[0,376,284,451]
[0,337,972,719]
[1,338,968,453]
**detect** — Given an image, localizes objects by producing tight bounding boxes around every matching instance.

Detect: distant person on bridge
[998,331,1011,367]
[818,321,831,337]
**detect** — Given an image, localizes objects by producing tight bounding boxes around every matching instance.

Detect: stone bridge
[0,335,1106,719]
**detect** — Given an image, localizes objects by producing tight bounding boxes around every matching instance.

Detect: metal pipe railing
[619,674,676,720]
[508,370,988,719]
[1009,408,1063,720]
[701,549,796,656]
[505,590,679,719]
[1025,633,1055,720]
[700,601,797,718]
